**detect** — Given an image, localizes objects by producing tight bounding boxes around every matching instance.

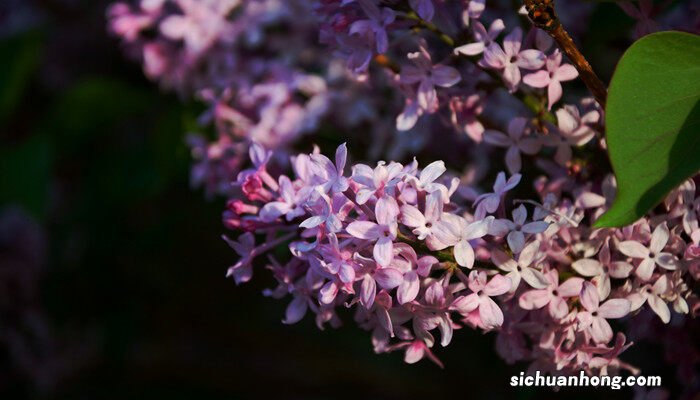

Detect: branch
[523,0,608,108]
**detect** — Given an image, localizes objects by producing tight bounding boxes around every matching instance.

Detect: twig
[523,0,608,108]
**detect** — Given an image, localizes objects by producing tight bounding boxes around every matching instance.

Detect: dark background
[0,0,688,399]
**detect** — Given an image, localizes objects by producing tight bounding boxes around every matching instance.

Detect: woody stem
[523,0,608,108]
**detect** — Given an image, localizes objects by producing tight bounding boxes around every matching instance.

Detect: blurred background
[0,0,693,399]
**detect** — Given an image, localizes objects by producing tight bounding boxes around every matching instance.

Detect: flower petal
[598,299,631,319]
[347,221,381,239]
[483,274,511,296]
[397,271,420,304]
[479,296,504,329]
[518,289,551,309]
[618,241,649,258]
[454,240,476,268]
[579,281,600,312]
[283,296,308,324]
[374,267,403,289]
[571,259,603,277]
[374,237,395,267]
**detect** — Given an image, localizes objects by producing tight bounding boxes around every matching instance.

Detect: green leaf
[595,31,700,227]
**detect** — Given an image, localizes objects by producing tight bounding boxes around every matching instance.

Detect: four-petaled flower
[347,197,400,267]
[479,27,545,92]
[432,215,493,268]
[400,46,461,112]
[311,142,350,194]
[577,282,631,343]
[490,204,549,253]
[473,172,521,219]
[452,270,511,329]
[401,191,443,240]
[484,117,541,174]
[618,222,678,281]
[523,49,579,109]
[492,240,550,291]
[350,0,396,54]
[519,270,584,319]
[454,19,505,56]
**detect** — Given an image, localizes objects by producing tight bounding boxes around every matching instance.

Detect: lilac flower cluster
[108,0,700,385]
[108,0,346,197]
[222,141,699,376]
[109,0,699,198]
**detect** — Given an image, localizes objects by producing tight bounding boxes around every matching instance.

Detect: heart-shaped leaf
[595,31,700,227]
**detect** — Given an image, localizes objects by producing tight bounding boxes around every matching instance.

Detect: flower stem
[523,0,608,108]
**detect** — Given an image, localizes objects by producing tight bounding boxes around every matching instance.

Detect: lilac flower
[449,94,485,142]
[473,172,521,219]
[159,0,238,57]
[406,160,448,194]
[523,50,579,109]
[483,117,541,174]
[213,140,699,374]
[452,271,511,329]
[223,232,256,284]
[479,27,545,92]
[619,0,658,38]
[400,46,461,112]
[577,282,631,343]
[401,191,443,240]
[350,0,396,53]
[491,205,549,253]
[491,240,550,291]
[432,215,492,268]
[351,161,404,204]
[259,175,308,222]
[299,193,344,233]
[347,197,400,266]
[284,292,310,324]
[454,19,505,56]
[628,274,672,323]
[542,103,600,166]
[318,233,357,284]
[572,239,633,299]
[310,142,350,193]
[519,270,584,319]
[618,222,678,281]
[108,0,700,374]
[396,340,444,367]
[461,0,486,26]
[336,33,374,75]
[555,103,599,146]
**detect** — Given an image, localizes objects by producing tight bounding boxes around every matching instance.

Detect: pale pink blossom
[577,282,631,343]
[432,215,492,268]
[347,197,400,266]
[400,46,461,112]
[452,270,511,329]
[519,270,584,319]
[618,222,678,281]
[474,172,521,219]
[484,117,541,174]
[523,50,578,109]
[492,240,550,291]
[479,27,545,92]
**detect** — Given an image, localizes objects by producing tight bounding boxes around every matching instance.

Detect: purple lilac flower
[479,27,545,92]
